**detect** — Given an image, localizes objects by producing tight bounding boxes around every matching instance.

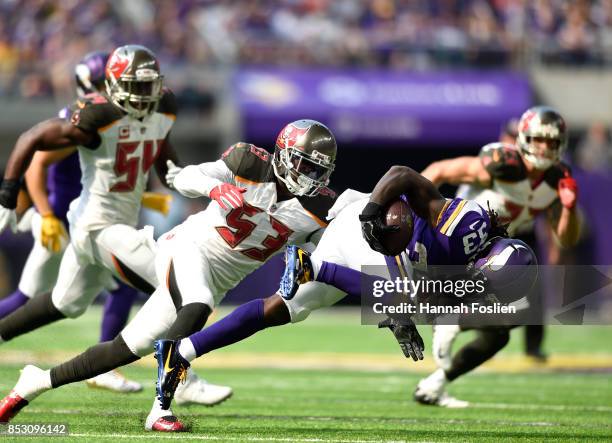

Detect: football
[381,198,413,256]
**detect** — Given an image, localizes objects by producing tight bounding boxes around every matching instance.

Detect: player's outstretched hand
[378,317,425,362]
[359,202,398,255]
[558,172,577,210]
[210,183,247,210]
[165,160,183,189]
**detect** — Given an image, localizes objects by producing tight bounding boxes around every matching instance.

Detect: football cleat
[145,413,185,432]
[0,391,28,422]
[414,369,469,409]
[154,339,190,410]
[86,370,143,393]
[174,369,233,406]
[279,245,313,300]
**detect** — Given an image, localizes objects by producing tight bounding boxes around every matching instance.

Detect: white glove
[165,160,183,189]
[0,205,17,234]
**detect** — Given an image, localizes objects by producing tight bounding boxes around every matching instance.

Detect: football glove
[0,179,19,234]
[210,183,247,210]
[165,160,183,189]
[378,317,425,362]
[141,192,173,216]
[359,202,398,256]
[558,173,577,210]
[40,213,68,253]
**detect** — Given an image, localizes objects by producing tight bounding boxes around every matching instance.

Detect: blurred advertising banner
[234,68,531,146]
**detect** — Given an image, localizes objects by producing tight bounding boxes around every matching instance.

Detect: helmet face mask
[517,106,567,170]
[273,120,336,197]
[471,237,538,304]
[105,45,163,119]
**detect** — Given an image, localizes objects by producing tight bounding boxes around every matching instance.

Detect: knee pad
[96,225,158,293]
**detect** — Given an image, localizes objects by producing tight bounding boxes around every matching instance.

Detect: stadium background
[0,1,610,441]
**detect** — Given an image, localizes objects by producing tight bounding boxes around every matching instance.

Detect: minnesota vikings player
[0,51,144,392]
[142,164,538,431]
[413,106,579,407]
[0,119,338,432]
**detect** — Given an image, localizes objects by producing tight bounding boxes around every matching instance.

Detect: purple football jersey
[387,198,490,278]
[46,106,82,224]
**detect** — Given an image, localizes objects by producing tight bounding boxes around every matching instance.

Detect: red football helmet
[273,120,337,197]
[105,45,163,118]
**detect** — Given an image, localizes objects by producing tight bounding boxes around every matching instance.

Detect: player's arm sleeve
[172,160,235,198]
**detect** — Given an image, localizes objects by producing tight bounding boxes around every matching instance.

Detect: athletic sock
[0,289,29,319]
[178,338,197,362]
[316,261,383,298]
[445,329,510,381]
[0,292,65,341]
[188,298,265,358]
[99,282,138,342]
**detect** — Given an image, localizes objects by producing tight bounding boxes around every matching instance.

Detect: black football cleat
[279,245,313,300]
[154,339,190,410]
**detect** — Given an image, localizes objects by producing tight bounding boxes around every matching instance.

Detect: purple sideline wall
[233,68,531,146]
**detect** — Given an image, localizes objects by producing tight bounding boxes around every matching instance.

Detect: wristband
[0,179,21,209]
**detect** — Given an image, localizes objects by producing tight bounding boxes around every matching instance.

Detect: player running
[413,106,580,407]
[143,164,537,430]
[0,51,148,393]
[0,44,230,407]
[0,118,338,432]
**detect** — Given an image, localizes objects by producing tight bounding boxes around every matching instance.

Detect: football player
[0,119,338,432]
[0,45,230,407]
[143,164,536,430]
[0,51,147,393]
[412,107,580,407]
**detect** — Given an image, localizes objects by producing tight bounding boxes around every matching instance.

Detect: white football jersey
[67,91,176,232]
[166,143,336,296]
[457,143,568,236]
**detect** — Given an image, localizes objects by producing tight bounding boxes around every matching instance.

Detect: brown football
[381,199,413,256]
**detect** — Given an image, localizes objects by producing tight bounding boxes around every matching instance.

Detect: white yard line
[67,433,426,443]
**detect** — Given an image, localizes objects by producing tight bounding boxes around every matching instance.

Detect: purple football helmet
[473,237,538,303]
[75,51,109,97]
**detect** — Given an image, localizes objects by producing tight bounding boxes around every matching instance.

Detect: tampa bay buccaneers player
[0,51,149,393]
[0,44,231,410]
[0,119,338,432]
[414,106,580,407]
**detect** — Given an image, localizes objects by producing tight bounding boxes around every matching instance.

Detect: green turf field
[0,306,610,442]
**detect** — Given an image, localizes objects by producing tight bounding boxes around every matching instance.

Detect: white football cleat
[86,370,142,393]
[14,365,52,402]
[414,368,469,408]
[174,369,232,406]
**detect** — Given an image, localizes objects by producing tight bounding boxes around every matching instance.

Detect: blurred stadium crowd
[1,0,612,99]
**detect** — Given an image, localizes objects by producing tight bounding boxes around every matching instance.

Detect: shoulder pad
[298,188,338,227]
[221,142,273,183]
[436,199,491,262]
[479,142,526,182]
[543,161,571,188]
[70,93,122,132]
[157,88,178,117]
